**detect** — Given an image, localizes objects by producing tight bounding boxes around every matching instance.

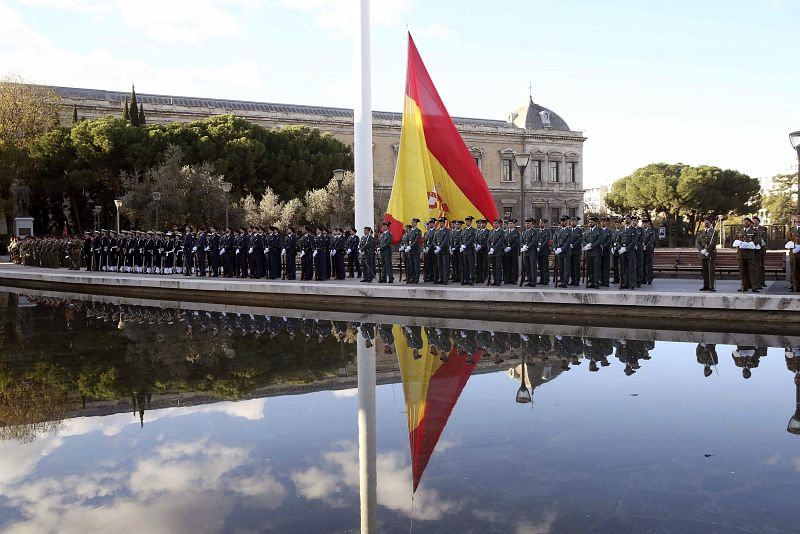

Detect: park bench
[651,249,786,280]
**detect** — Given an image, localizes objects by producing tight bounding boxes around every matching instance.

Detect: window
[549,161,559,182]
[568,207,577,218]
[503,207,513,220]
[534,207,544,221]
[567,162,576,183]
[551,207,560,222]
[473,156,481,170]
[531,160,542,181]
[501,159,513,182]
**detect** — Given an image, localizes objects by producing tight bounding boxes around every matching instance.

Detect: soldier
[182,227,195,276]
[249,227,264,278]
[616,214,638,290]
[475,218,489,283]
[83,231,93,271]
[68,235,83,270]
[284,226,298,280]
[520,218,537,287]
[503,219,520,284]
[582,216,602,288]
[433,217,451,285]
[359,226,376,282]
[789,214,800,292]
[107,230,118,272]
[568,216,583,286]
[631,215,644,287]
[487,217,505,286]
[696,343,718,378]
[378,221,394,283]
[266,226,282,279]
[219,227,233,277]
[422,219,436,283]
[460,216,476,285]
[641,218,655,285]
[735,219,760,293]
[98,229,109,271]
[752,215,767,289]
[331,227,346,280]
[407,218,422,284]
[448,219,461,282]
[732,345,763,379]
[697,216,718,292]
[196,228,208,276]
[599,216,613,287]
[399,224,411,280]
[536,218,552,285]
[163,232,177,274]
[554,216,572,288]
[208,226,221,277]
[91,230,101,271]
[346,227,361,278]
[313,226,329,281]
[611,218,623,284]
[155,231,166,274]
[233,227,245,278]
[298,227,313,280]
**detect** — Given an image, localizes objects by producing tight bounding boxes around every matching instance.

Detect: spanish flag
[393,325,482,492]
[384,34,499,242]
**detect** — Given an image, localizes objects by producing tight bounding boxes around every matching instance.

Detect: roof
[53,86,517,130]
[511,97,571,131]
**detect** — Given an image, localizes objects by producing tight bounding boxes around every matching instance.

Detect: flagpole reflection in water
[357,326,377,532]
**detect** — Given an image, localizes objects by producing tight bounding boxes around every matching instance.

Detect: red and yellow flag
[393,325,482,492]
[383,34,498,242]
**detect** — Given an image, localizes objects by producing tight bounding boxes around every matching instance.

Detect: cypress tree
[130,83,139,126]
[138,104,146,126]
[123,97,130,121]
[72,104,78,125]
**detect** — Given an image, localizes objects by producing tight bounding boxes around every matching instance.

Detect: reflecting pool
[1,289,799,533]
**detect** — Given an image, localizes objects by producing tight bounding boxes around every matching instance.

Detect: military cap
[509,218,517,223]
[525,217,535,223]
[404,223,412,228]
[428,218,436,223]
[464,215,474,221]
[540,218,549,223]
[166,231,173,236]
[84,231,90,235]
[381,221,390,227]
[270,226,278,231]
[752,215,761,221]
[437,217,448,222]
[560,215,570,222]
[411,217,420,223]
[623,214,632,219]
[703,215,714,223]
[93,230,100,233]
[571,216,581,221]
[589,216,598,222]
[493,218,503,223]
[642,217,651,223]
[600,216,610,221]
[631,214,639,219]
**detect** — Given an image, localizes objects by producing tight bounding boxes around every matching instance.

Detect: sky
[1,0,799,188]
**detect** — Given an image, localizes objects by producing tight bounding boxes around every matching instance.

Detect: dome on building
[509,97,571,131]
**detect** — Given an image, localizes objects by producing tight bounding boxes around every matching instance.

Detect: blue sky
[2,0,799,187]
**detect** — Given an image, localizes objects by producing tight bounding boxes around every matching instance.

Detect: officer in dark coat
[359,227,376,282]
[182,227,195,276]
[487,218,505,286]
[223,227,236,277]
[299,227,314,280]
[208,227,222,277]
[346,228,361,278]
[536,218,552,285]
[313,226,329,281]
[196,228,208,276]
[378,221,394,283]
[284,227,298,280]
[83,231,93,271]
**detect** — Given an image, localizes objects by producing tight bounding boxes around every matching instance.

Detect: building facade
[583,186,609,215]
[56,86,587,221]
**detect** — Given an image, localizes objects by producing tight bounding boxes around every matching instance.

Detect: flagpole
[357,327,377,533]
[355,0,375,233]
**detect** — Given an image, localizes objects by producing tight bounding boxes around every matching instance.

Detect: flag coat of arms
[384,34,499,242]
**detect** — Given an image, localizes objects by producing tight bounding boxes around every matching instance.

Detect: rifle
[582,251,588,287]
[399,247,404,282]
[486,248,493,286]
[281,251,287,280]
[553,248,559,286]
[519,249,526,287]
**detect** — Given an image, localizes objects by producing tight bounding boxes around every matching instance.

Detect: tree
[71,104,78,126]
[303,187,331,227]
[122,97,129,122]
[279,198,303,230]
[763,173,797,225]
[606,162,759,247]
[138,104,145,126]
[129,84,139,127]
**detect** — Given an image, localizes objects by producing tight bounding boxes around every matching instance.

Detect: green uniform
[696,225,719,291]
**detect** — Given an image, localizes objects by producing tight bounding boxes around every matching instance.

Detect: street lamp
[333,169,346,225]
[221,181,232,229]
[114,199,122,234]
[514,153,530,219]
[152,191,161,229]
[515,354,532,404]
[789,373,800,435]
[790,131,800,213]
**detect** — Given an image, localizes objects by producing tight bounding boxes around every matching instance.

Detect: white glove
[504,247,511,253]
[521,245,529,252]
[300,251,305,258]
[313,250,318,258]
[329,250,335,256]
[619,247,626,254]
[346,248,351,254]
[219,247,224,253]
[248,247,253,254]
[586,244,592,250]
[755,244,761,250]
[192,246,197,252]
[582,244,590,251]
[475,244,481,251]
[732,239,741,248]
[204,247,210,252]
[235,249,240,254]
[702,249,710,256]
[612,248,617,254]
[459,245,466,252]
[555,247,562,255]
[265,247,270,253]
[406,246,412,253]
[785,241,795,249]
[434,246,441,254]
[281,248,286,256]
[489,248,495,255]
[794,246,800,254]
[450,248,455,254]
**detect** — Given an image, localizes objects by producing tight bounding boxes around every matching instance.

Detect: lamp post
[92,205,102,231]
[790,131,800,213]
[221,181,232,229]
[514,153,530,220]
[152,191,161,229]
[515,354,532,404]
[333,169,346,225]
[114,199,122,234]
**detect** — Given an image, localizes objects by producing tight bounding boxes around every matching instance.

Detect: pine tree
[71,104,78,125]
[138,104,146,126]
[123,97,130,121]
[129,83,139,126]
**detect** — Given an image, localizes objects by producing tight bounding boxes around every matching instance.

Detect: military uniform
[460,217,476,285]
[520,219,538,287]
[433,219,451,285]
[536,221,552,285]
[487,219,505,286]
[554,219,572,287]
[581,218,602,288]
[641,221,655,284]
[346,231,361,278]
[735,222,760,292]
[475,220,489,283]
[789,221,800,292]
[696,220,719,291]
[378,224,394,283]
[359,229,376,282]
[568,219,583,286]
[299,229,314,280]
[284,230,298,280]
[616,217,638,290]
[449,223,462,282]
[407,221,422,283]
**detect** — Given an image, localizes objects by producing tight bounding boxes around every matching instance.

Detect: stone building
[56,86,586,221]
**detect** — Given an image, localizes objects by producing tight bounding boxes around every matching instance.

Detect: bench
[652,249,786,280]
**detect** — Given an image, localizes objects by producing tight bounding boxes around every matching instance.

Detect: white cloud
[0,437,64,491]
[279,0,415,33]
[332,388,358,397]
[112,0,241,45]
[291,441,461,521]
